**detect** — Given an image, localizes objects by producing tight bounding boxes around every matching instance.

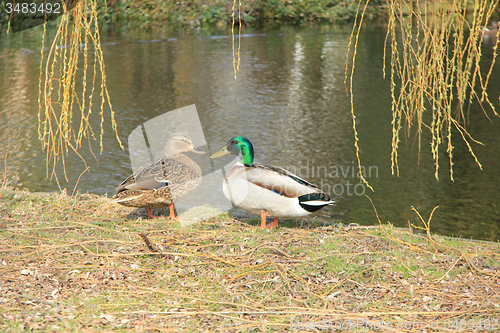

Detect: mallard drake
[114,133,205,219]
[210,136,334,229]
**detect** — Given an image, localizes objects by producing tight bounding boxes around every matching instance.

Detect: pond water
[1,24,499,240]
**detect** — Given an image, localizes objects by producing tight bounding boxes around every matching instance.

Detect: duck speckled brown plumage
[114,133,205,218]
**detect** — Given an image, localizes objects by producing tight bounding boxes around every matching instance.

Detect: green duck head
[210,136,254,166]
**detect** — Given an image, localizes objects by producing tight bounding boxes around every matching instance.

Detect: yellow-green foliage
[37,0,123,186]
[348,0,499,183]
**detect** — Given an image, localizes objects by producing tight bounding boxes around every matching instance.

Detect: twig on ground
[0,153,7,198]
[139,232,162,253]
[72,165,90,197]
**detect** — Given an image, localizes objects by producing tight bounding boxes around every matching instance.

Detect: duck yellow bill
[210,145,231,159]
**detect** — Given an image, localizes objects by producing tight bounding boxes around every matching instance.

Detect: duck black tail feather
[298,193,335,212]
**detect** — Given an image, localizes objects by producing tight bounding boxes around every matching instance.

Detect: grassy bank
[96,0,385,30]
[0,0,385,34]
[1,189,499,331]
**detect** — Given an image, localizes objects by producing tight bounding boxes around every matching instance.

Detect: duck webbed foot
[147,208,158,219]
[167,203,178,220]
[260,212,279,229]
[267,217,279,229]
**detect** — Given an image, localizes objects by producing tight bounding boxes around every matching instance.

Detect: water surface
[1,24,499,240]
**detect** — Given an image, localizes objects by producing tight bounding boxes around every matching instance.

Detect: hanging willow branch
[345,0,373,192]
[347,0,499,182]
[231,0,242,79]
[37,0,123,188]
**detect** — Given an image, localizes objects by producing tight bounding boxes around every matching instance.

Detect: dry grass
[0,189,499,332]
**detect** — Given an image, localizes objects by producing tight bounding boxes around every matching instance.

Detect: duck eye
[231,140,238,145]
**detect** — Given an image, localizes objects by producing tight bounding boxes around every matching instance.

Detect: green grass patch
[0,189,499,331]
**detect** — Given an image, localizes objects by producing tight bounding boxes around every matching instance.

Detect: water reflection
[0,40,41,187]
[0,25,499,241]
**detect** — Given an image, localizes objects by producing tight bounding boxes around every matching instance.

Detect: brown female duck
[114,133,205,218]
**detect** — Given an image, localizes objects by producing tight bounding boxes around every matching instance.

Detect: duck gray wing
[116,155,202,193]
[116,157,174,192]
[244,164,327,198]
